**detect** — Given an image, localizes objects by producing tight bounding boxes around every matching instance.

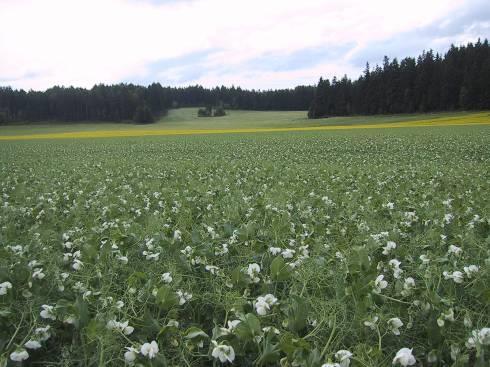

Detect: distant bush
[197,106,212,117]
[213,106,226,117]
[197,105,226,117]
[133,104,154,124]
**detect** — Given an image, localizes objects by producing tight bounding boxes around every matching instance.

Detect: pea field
[0,122,489,366]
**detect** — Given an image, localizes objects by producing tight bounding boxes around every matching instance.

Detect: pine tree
[133,104,154,124]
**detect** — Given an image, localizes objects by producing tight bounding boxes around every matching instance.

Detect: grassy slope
[1,108,488,136]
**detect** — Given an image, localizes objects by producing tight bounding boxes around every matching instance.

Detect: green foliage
[0,125,489,365]
[214,105,226,117]
[184,326,209,340]
[235,314,262,341]
[197,105,227,118]
[133,104,154,124]
[155,285,179,310]
[308,39,490,118]
[197,106,212,117]
[270,256,291,281]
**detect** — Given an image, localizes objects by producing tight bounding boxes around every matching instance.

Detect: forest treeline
[0,39,488,123]
[0,83,314,123]
[309,39,490,118]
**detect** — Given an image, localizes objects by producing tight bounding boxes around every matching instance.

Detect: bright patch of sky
[0,0,488,90]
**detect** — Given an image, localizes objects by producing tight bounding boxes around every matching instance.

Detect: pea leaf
[184,326,209,340]
[270,256,291,281]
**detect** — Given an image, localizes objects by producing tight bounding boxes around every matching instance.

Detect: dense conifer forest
[308,39,490,118]
[0,39,488,123]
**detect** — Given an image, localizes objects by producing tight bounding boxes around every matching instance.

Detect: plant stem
[321,314,337,358]
[6,311,25,350]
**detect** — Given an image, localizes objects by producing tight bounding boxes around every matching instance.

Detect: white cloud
[0,0,478,90]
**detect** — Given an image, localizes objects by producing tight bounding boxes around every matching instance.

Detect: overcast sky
[1,0,489,91]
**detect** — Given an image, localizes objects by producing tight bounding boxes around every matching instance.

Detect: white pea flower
[220,319,242,335]
[401,277,415,296]
[28,260,40,269]
[335,252,345,261]
[254,294,278,316]
[255,300,269,316]
[478,328,490,345]
[443,213,454,224]
[40,304,56,320]
[388,259,403,278]
[447,245,462,256]
[388,318,404,335]
[72,259,83,270]
[142,251,160,261]
[0,281,12,295]
[173,230,182,241]
[140,340,159,359]
[144,238,155,250]
[215,243,229,256]
[205,265,219,275]
[161,272,173,283]
[176,290,192,305]
[181,246,193,257]
[211,340,235,363]
[466,333,477,349]
[437,308,455,327]
[382,241,396,255]
[10,348,29,362]
[419,254,430,265]
[32,268,46,280]
[442,199,453,207]
[363,315,379,330]
[321,363,340,367]
[392,348,416,366]
[468,327,490,347]
[121,321,134,335]
[161,320,175,330]
[227,320,241,331]
[247,263,261,283]
[472,327,489,345]
[24,340,42,350]
[106,320,134,335]
[463,265,479,278]
[335,349,353,367]
[117,255,128,264]
[452,271,464,283]
[443,271,464,284]
[281,248,296,259]
[373,275,388,294]
[269,247,282,256]
[124,346,138,364]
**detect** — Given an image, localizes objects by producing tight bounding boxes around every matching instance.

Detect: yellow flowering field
[1,111,489,141]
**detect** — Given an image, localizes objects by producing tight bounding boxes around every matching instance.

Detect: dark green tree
[133,104,154,124]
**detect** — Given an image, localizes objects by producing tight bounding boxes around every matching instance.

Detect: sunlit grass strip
[1,113,489,141]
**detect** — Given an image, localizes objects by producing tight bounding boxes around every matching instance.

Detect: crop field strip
[1,123,489,366]
[1,112,489,141]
